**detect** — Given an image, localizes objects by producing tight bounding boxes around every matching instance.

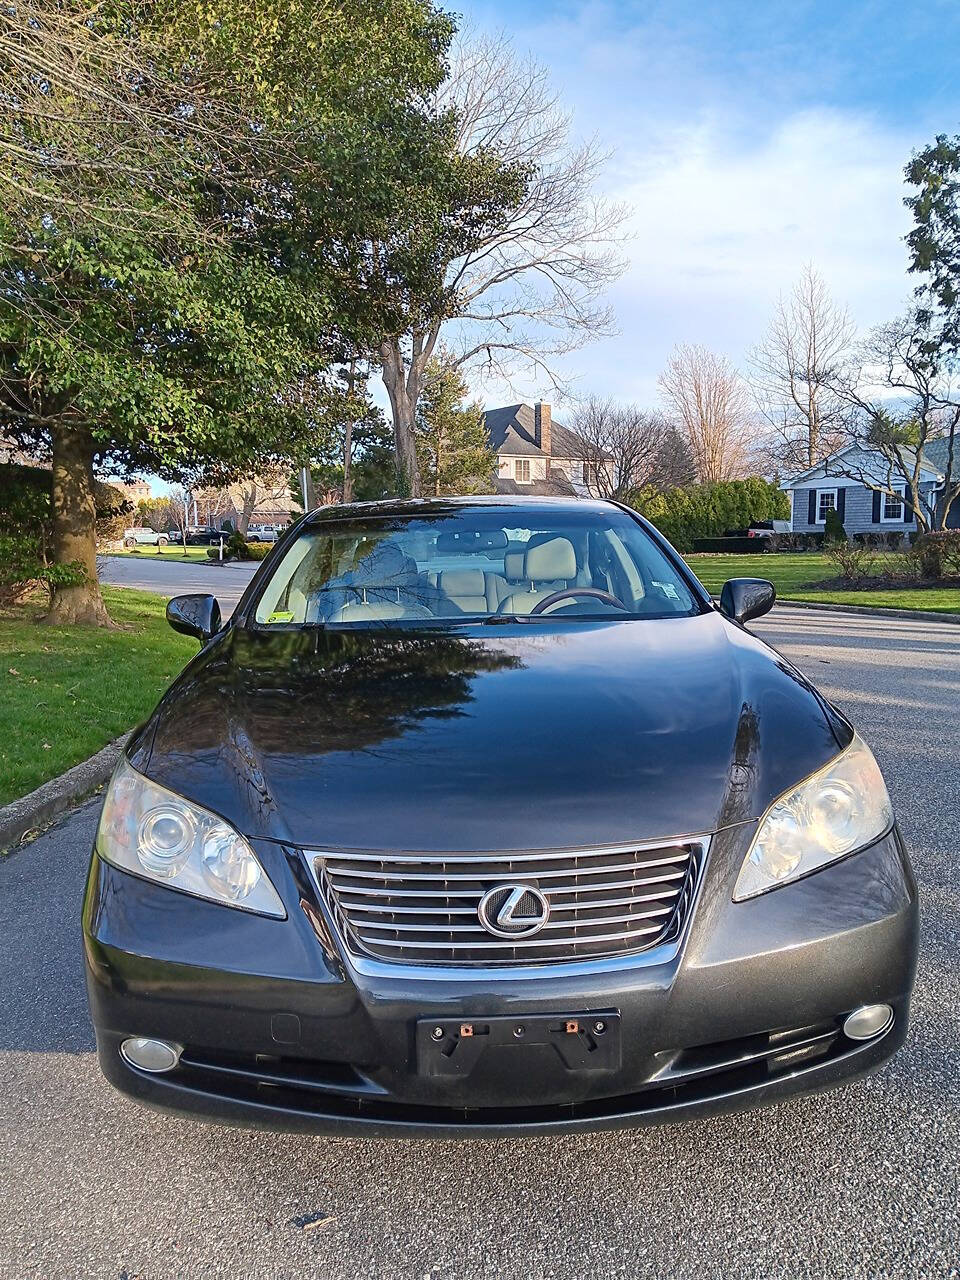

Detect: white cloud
[472,108,922,412]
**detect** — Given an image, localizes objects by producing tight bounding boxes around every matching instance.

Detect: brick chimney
[534,401,551,457]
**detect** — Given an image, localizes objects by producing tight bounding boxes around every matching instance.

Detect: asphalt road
[2,608,958,1279]
[100,554,259,614]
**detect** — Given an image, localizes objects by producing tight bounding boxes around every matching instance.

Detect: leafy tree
[415,358,495,496]
[0,0,456,624]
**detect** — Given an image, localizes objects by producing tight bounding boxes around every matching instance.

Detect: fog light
[120,1036,182,1073]
[843,1004,894,1041]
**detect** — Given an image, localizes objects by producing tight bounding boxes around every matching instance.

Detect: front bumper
[83,824,919,1137]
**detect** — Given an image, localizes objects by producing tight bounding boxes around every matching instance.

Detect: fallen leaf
[8,668,19,676]
[42,742,52,750]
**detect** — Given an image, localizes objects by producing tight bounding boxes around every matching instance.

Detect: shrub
[244,542,270,561]
[768,529,829,550]
[825,541,876,585]
[823,506,846,543]
[633,478,789,551]
[206,545,233,562]
[852,531,906,551]
[911,530,960,580]
[0,532,84,606]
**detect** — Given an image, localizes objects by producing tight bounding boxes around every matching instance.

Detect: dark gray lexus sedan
[83,497,918,1136]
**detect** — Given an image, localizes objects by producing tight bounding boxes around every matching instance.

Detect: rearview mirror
[166,593,222,643]
[719,578,776,625]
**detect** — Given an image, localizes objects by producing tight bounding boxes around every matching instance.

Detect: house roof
[921,437,955,476]
[483,403,601,460]
[782,442,944,487]
[493,468,577,497]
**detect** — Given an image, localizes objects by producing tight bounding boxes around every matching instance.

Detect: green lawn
[0,587,195,807]
[684,552,960,614]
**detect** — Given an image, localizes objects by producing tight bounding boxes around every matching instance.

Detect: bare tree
[658,345,755,483]
[826,310,960,532]
[749,265,854,471]
[234,465,291,535]
[378,31,627,494]
[568,398,694,499]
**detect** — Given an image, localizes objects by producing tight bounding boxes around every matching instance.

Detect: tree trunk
[43,423,116,627]
[342,418,353,503]
[239,484,256,535]
[380,338,422,497]
[342,359,355,504]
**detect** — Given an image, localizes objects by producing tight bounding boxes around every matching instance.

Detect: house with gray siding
[781,442,957,538]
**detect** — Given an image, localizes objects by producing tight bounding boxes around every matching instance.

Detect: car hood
[134,614,847,852]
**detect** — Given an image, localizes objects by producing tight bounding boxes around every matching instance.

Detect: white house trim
[880,483,906,523]
[814,488,838,524]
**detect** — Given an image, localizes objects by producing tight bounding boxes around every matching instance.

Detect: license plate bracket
[416,1011,621,1077]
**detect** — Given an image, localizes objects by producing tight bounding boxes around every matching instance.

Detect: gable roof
[483,403,604,460]
[782,442,944,487]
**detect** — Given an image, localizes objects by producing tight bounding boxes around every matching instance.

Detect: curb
[0,732,130,854]
[775,598,960,625]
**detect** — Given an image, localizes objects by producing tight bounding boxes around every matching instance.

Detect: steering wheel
[529,588,629,615]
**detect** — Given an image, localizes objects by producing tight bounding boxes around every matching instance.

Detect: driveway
[99,554,258,614]
[1,608,957,1278]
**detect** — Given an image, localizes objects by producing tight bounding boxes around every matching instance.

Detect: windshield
[252,506,701,627]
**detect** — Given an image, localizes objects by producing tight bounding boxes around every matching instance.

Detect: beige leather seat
[498,537,578,615]
[437,569,507,615]
[503,550,525,582]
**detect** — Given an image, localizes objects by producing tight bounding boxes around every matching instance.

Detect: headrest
[524,536,576,581]
[503,551,525,580]
[351,541,416,582]
[439,569,486,595]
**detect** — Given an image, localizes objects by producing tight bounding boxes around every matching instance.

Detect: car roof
[303,495,620,525]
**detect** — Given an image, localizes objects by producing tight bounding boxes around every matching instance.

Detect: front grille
[312,839,704,967]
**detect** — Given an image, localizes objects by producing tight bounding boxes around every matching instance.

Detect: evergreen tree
[415,359,496,496]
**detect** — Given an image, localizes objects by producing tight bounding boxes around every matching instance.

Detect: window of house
[515,459,531,483]
[881,485,905,522]
[816,489,837,523]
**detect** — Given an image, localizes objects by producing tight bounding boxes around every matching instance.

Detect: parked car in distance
[745,520,791,539]
[247,524,282,543]
[122,526,169,548]
[179,526,222,546]
[85,496,918,1138]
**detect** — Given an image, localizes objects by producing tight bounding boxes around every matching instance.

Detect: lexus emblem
[477,884,550,939]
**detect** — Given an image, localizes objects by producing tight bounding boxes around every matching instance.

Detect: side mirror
[719,578,776,625]
[166,593,222,643]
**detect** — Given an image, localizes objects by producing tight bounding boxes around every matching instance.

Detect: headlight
[96,757,285,917]
[734,734,893,901]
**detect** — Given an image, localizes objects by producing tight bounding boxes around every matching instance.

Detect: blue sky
[461,0,960,411]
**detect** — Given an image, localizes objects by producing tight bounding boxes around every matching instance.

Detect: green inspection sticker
[266,610,294,623]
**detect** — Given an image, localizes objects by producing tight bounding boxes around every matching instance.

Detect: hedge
[691,537,763,554]
[632,478,790,552]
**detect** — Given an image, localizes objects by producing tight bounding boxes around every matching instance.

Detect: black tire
[124,538,136,549]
